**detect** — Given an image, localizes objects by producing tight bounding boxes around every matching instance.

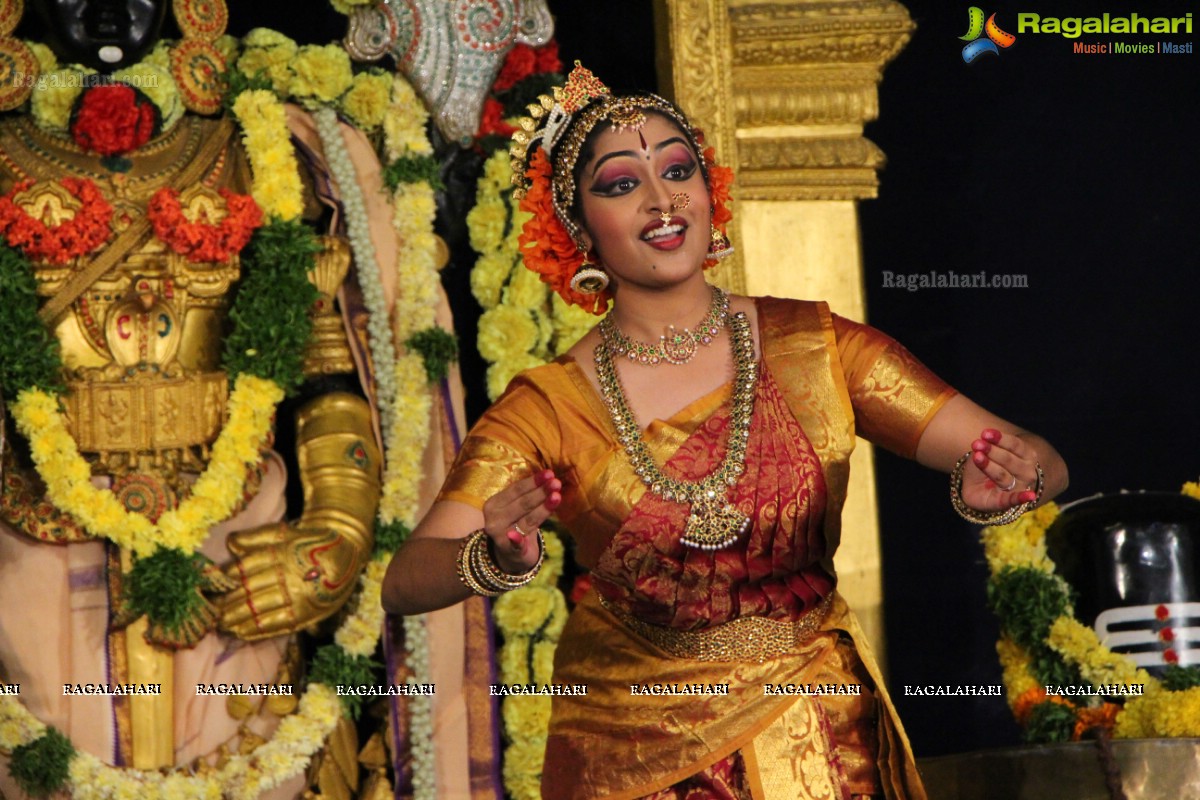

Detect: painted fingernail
[546,492,562,510]
[973,452,988,466]
[546,479,562,492]
[972,440,991,453]
[1019,491,1037,503]
[983,429,1001,443]
[507,530,523,545]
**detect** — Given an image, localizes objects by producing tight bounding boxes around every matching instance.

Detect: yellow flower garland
[12,375,281,557]
[985,486,1200,739]
[379,74,440,527]
[232,89,305,221]
[467,142,587,796]
[1,682,342,800]
[492,530,566,800]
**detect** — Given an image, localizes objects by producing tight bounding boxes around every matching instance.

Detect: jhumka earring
[708,224,734,260]
[570,251,609,294]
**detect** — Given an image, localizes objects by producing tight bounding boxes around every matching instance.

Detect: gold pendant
[680,498,750,550]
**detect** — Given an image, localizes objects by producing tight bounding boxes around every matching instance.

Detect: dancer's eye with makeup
[591,171,639,196]
[662,159,697,181]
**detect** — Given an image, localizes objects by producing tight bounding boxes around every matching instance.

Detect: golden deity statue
[0,0,467,795]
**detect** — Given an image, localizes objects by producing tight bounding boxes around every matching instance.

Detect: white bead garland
[313,102,438,800]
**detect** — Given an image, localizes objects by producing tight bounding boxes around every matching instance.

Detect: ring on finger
[512,522,535,538]
[998,475,1017,492]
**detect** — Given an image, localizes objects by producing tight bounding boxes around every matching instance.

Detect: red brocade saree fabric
[590,362,834,629]
[439,297,953,800]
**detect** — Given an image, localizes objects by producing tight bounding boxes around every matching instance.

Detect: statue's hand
[218,523,366,641]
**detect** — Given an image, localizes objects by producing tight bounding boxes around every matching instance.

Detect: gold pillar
[655,0,914,672]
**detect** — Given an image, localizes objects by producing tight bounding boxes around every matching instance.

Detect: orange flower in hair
[517,149,611,315]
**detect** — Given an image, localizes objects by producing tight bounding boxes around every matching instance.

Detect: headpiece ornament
[510,62,734,315]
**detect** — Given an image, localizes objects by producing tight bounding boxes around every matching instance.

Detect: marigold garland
[0,178,114,265]
[147,187,264,263]
[12,375,281,558]
[231,89,305,221]
[984,486,1200,741]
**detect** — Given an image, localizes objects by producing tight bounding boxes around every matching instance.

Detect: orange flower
[147,188,263,263]
[1012,686,1074,725]
[1073,703,1120,741]
[0,178,113,264]
[517,149,610,315]
[515,141,737,313]
[702,145,734,269]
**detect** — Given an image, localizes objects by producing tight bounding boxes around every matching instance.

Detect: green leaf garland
[221,220,320,394]
[0,241,65,399]
[9,728,75,798]
[372,518,412,559]
[124,549,210,633]
[1024,701,1077,744]
[308,645,381,720]
[382,155,444,191]
[986,566,1074,650]
[406,328,459,383]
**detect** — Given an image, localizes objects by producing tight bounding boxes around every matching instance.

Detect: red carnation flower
[477,97,516,139]
[533,41,561,74]
[494,44,537,92]
[71,84,159,157]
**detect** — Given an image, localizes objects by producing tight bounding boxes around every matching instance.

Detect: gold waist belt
[602,594,834,663]
[64,372,229,454]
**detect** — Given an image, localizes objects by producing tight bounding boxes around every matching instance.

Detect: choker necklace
[598,285,729,366]
[594,308,758,550]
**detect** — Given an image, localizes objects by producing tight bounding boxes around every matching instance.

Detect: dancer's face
[575,113,711,291]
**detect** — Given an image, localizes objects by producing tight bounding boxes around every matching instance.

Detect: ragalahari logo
[960,7,1017,62]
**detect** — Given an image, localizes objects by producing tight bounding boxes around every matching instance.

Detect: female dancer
[383,64,1067,799]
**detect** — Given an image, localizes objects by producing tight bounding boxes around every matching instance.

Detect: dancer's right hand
[482,469,562,573]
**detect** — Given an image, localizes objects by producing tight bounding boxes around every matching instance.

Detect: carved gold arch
[654,0,915,671]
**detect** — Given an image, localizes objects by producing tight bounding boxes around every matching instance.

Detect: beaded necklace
[595,303,758,549]
[597,284,729,366]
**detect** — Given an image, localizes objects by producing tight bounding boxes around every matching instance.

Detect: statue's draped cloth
[441,297,954,798]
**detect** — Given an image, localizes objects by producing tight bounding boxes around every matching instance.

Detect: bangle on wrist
[949,453,1045,526]
[455,529,544,596]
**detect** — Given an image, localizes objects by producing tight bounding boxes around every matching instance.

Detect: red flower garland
[71,84,160,157]
[147,188,264,263]
[0,179,114,264]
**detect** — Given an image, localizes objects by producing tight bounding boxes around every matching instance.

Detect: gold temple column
[655,0,914,670]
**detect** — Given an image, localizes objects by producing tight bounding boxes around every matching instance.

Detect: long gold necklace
[597,284,728,366]
[595,306,758,550]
